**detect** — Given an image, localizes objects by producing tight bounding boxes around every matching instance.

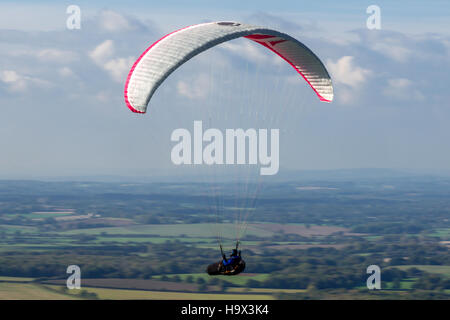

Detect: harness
[223,256,239,266]
[220,242,241,269]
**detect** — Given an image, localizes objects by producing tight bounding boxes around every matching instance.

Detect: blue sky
[2,0,449,33]
[0,1,449,178]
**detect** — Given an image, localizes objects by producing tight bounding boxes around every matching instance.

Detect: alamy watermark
[366,265,381,289]
[171,121,279,175]
[66,265,81,289]
[366,5,381,30]
[66,5,81,30]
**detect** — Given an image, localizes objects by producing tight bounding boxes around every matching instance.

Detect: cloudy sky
[0,0,449,179]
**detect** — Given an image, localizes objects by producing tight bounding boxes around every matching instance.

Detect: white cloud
[177,74,210,100]
[387,78,411,88]
[336,87,357,104]
[89,40,134,82]
[221,41,272,65]
[383,78,424,101]
[1,70,21,83]
[89,40,115,65]
[98,10,134,32]
[0,70,51,92]
[327,56,371,88]
[95,91,110,103]
[103,57,136,82]
[371,42,411,63]
[325,56,372,104]
[37,49,78,63]
[355,31,415,63]
[4,48,79,64]
[58,67,74,77]
[443,39,450,58]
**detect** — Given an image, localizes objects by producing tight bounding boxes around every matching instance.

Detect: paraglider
[124,21,333,114]
[207,242,246,276]
[124,21,334,275]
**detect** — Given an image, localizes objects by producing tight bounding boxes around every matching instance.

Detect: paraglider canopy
[124,21,334,114]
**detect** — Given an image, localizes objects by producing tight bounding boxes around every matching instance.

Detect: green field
[93,236,213,244]
[0,283,80,300]
[0,221,349,256]
[228,287,307,294]
[50,285,273,300]
[58,223,275,238]
[391,265,450,278]
[0,225,38,234]
[1,177,449,300]
[382,279,416,290]
[59,286,273,300]
[154,273,271,286]
[0,276,35,282]
[429,228,450,240]
[0,277,274,300]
